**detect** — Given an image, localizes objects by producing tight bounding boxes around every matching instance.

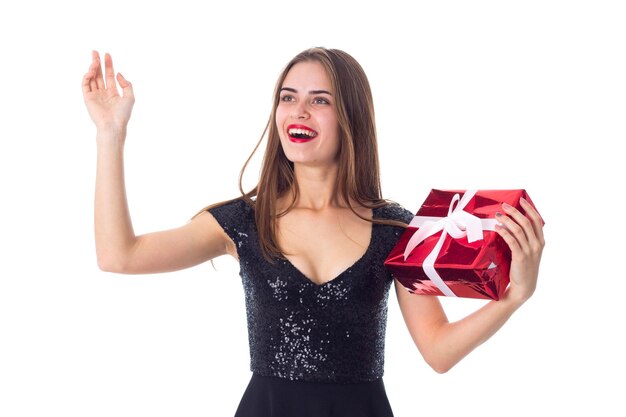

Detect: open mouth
[287,124,318,142]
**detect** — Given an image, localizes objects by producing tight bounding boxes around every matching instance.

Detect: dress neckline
[283,206,380,287]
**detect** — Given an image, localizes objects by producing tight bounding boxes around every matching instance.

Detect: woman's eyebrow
[280,87,332,95]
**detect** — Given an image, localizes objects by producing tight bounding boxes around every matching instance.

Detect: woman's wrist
[96,125,126,138]
[96,123,127,136]
[96,126,127,147]
[501,285,532,309]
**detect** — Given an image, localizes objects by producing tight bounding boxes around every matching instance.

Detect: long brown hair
[194,47,408,262]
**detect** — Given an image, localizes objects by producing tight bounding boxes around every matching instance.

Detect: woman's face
[275,61,340,167]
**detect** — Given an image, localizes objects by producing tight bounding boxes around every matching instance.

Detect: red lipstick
[287,124,318,143]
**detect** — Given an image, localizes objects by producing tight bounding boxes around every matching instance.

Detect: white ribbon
[403,190,498,297]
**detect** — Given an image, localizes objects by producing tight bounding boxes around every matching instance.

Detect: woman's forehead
[282,61,332,91]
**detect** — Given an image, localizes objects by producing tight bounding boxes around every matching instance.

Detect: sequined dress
[207,199,414,417]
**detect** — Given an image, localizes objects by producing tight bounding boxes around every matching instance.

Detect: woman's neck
[289,163,344,210]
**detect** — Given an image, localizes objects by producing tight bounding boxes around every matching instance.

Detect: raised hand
[82,51,135,133]
[494,198,545,304]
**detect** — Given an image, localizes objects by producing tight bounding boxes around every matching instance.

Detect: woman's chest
[275,208,373,286]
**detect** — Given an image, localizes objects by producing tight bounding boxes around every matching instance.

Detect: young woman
[82,47,544,416]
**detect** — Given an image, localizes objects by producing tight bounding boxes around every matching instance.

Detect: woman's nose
[291,102,309,119]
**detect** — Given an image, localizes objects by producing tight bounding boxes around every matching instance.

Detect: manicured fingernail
[502,202,512,210]
[520,197,528,205]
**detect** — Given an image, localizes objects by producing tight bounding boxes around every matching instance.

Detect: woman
[82,47,544,416]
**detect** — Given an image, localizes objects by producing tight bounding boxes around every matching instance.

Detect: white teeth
[288,128,317,137]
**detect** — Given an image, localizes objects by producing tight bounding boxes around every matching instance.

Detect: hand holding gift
[494,197,545,304]
[385,190,544,301]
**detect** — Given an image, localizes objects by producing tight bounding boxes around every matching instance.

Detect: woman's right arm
[84,51,235,274]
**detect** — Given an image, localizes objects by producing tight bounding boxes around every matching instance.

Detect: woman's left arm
[395,198,545,373]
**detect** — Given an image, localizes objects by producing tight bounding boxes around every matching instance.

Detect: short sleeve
[370,201,414,257]
[206,198,254,253]
[377,201,414,224]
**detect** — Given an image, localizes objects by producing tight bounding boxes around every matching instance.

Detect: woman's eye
[314,97,329,105]
[280,95,294,102]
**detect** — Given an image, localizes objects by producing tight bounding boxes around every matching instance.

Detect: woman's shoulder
[374,200,414,224]
[208,196,253,213]
[205,196,255,229]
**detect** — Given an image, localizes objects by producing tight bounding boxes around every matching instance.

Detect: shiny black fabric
[234,373,395,417]
[208,199,413,384]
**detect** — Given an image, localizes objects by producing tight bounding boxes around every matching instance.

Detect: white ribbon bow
[403,190,498,297]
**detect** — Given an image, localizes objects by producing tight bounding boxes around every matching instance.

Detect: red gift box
[385,189,542,300]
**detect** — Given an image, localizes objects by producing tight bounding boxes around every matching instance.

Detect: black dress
[207,199,414,417]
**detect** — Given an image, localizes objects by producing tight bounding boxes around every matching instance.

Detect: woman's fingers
[94,52,105,90]
[88,51,101,92]
[104,53,119,95]
[82,65,95,95]
[83,52,100,92]
[84,51,126,99]
[520,197,545,247]
[497,198,545,259]
[116,72,134,100]
[495,198,545,301]
[496,204,531,254]
[494,222,521,253]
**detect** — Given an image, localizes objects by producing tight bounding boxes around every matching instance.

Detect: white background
[1,1,624,416]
